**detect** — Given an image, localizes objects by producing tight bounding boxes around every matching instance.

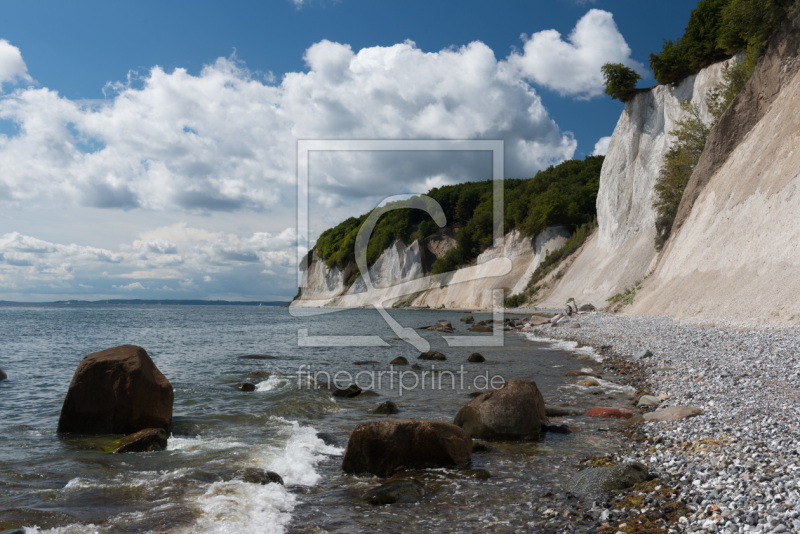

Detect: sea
[0,304,630,533]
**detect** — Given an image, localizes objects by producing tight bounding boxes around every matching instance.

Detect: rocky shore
[527,312,800,534]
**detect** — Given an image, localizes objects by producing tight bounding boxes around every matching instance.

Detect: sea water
[0,304,625,533]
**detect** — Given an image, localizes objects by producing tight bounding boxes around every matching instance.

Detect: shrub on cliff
[601,63,641,102]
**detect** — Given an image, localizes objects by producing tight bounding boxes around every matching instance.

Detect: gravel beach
[527,312,800,534]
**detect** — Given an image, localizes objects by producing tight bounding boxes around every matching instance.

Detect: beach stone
[529,315,551,326]
[454,379,547,441]
[332,384,362,398]
[632,349,653,361]
[585,407,633,420]
[107,428,168,454]
[467,352,486,363]
[418,350,447,361]
[237,468,284,486]
[637,395,661,407]
[233,382,256,392]
[362,477,425,505]
[373,401,399,415]
[563,462,649,494]
[576,378,600,387]
[342,419,472,477]
[390,356,409,365]
[642,406,703,421]
[421,320,454,332]
[565,369,601,378]
[58,345,173,434]
[545,405,584,417]
[0,368,6,380]
[550,313,564,325]
[469,323,492,332]
[460,316,474,324]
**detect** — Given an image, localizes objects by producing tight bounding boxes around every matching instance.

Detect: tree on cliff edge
[601,63,641,102]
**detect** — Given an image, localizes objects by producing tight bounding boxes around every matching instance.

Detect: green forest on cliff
[311,156,603,285]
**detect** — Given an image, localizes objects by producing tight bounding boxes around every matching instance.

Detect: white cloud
[0,40,31,91]
[508,9,644,99]
[592,136,611,156]
[113,282,145,291]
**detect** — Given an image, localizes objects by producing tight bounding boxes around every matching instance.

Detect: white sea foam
[524,334,603,361]
[255,374,292,392]
[167,435,248,453]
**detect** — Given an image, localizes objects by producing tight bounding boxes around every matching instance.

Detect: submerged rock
[585,407,633,420]
[233,382,256,392]
[390,356,409,365]
[418,350,447,361]
[248,370,272,379]
[420,320,454,332]
[460,316,474,324]
[0,368,6,381]
[545,405,584,417]
[564,462,649,494]
[454,379,547,441]
[238,354,277,360]
[467,353,486,363]
[576,378,599,387]
[362,477,425,505]
[565,369,601,378]
[58,345,173,435]
[237,468,284,486]
[373,401,399,415]
[342,419,472,477]
[105,428,168,454]
[332,384,362,398]
[468,323,492,332]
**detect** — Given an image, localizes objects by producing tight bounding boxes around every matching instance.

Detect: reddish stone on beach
[585,407,633,420]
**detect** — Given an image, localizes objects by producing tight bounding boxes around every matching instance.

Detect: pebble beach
[528,312,800,534]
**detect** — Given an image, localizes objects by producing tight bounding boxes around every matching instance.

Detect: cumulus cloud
[0,40,31,91]
[508,9,644,99]
[592,136,611,156]
[0,39,576,215]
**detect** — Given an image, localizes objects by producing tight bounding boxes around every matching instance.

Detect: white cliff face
[290,227,569,308]
[537,59,732,309]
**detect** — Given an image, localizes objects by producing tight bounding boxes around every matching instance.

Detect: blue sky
[0,0,703,301]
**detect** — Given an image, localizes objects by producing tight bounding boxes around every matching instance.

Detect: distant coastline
[0,299,291,307]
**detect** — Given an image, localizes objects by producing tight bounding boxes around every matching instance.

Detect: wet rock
[563,462,649,494]
[420,320,454,333]
[332,384,362,398]
[418,350,447,361]
[642,406,703,421]
[542,422,571,434]
[463,469,492,480]
[469,323,493,332]
[362,477,425,505]
[58,345,173,434]
[585,407,633,420]
[233,382,256,392]
[467,352,486,363]
[637,395,661,407]
[237,467,284,486]
[472,441,491,452]
[0,368,6,380]
[373,401,399,415]
[316,431,341,446]
[105,428,168,454]
[545,405,584,417]
[390,356,409,365]
[238,355,277,360]
[354,360,379,365]
[0,529,27,534]
[632,349,653,361]
[342,419,472,477]
[460,316,474,324]
[576,378,600,387]
[454,379,547,441]
[565,369,601,378]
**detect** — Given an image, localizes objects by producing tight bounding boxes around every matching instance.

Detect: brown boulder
[469,323,492,332]
[58,345,173,434]
[342,419,472,477]
[453,379,547,441]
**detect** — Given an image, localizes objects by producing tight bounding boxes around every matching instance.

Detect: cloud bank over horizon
[0,9,634,300]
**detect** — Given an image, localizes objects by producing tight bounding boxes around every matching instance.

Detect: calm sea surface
[0,304,627,533]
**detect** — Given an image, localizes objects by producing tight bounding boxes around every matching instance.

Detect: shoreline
[525,312,800,533]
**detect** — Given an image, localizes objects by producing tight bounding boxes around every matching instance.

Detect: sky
[0,0,703,302]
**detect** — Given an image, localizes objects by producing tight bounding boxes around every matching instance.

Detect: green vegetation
[649,0,798,85]
[311,156,604,285]
[601,63,642,102]
[606,280,643,309]
[504,220,596,308]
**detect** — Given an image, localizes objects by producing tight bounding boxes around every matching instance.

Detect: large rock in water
[0,368,6,380]
[342,419,472,477]
[453,379,547,441]
[58,345,173,434]
[105,428,168,454]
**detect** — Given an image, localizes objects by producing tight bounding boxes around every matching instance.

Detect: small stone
[418,350,447,361]
[642,406,703,422]
[467,352,486,363]
[632,349,653,361]
[373,401,399,415]
[576,378,600,387]
[637,395,661,407]
[390,356,409,365]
